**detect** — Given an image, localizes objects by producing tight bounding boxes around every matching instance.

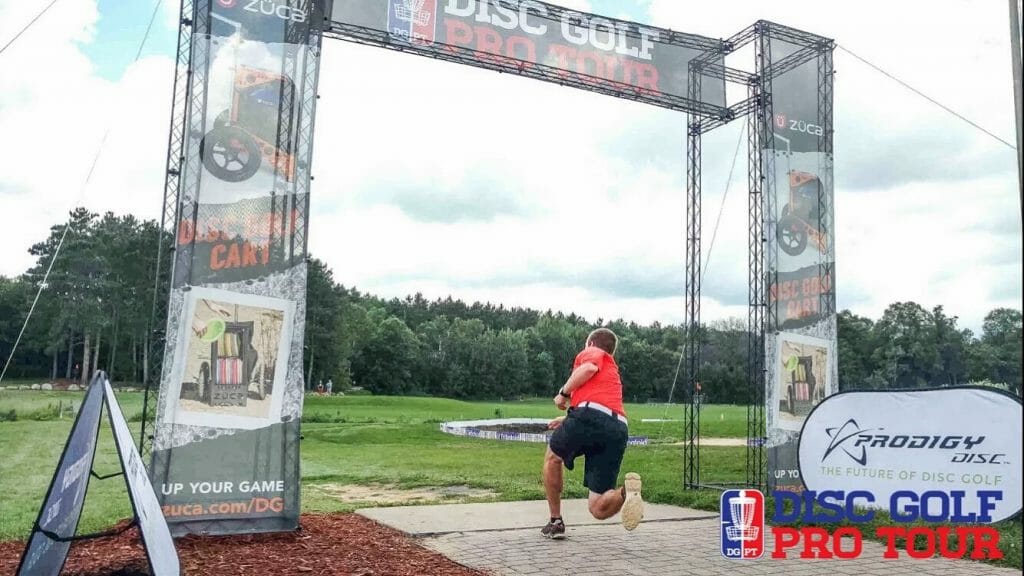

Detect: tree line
[0,209,1020,401]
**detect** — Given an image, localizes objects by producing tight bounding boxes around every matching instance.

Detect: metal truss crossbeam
[323,24,730,119]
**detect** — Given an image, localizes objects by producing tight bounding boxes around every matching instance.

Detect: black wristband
[559,389,571,398]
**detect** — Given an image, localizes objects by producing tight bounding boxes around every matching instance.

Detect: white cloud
[0,0,1020,336]
[160,0,180,31]
[0,0,172,276]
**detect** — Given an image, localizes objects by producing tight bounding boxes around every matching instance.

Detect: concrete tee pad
[356,499,714,536]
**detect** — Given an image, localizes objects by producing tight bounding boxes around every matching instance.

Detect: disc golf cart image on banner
[777,333,829,420]
[201,65,297,184]
[175,292,286,419]
[207,321,257,407]
[778,171,827,257]
[783,354,817,417]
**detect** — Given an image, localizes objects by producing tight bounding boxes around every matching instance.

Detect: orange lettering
[210,244,227,270]
[225,243,241,268]
[243,242,257,267]
[178,221,194,245]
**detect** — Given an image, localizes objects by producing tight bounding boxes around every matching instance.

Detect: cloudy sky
[0,0,1020,334]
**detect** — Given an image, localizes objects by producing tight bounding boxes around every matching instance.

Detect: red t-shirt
[569,346,625,417]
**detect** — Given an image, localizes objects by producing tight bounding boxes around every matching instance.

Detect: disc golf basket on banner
[201,66,297,183]
[784,355,817,417]
[778,171,828,256]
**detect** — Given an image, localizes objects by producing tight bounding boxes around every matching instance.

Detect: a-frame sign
[16,371,180,575]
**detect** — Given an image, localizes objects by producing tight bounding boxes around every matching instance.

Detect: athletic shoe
[541,518,566,540]
[621,472,644,531]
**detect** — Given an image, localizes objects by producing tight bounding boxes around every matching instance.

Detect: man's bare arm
[561,362,599,395]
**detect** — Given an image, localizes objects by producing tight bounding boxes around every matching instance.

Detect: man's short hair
[587,328,617,355]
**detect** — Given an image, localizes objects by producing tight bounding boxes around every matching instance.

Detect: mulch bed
[0,514,490,576]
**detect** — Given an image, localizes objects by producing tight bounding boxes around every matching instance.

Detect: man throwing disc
[541,328,643,539]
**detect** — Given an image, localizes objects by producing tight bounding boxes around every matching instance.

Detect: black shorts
[548,406,628,494]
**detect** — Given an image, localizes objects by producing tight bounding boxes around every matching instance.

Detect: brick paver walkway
[422,516,1018,576]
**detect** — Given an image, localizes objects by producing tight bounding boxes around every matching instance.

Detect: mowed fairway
[2,390,1019,571]
[0,391,743,541]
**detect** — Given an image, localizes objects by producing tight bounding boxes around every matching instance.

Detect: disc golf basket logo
[726,493,760,542]
[200,66,297,183]
[395,0,432,25]
[777,170,828,256]
[720,488,764,560]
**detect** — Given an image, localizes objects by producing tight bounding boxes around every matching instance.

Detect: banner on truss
[762,31,836,493]
[328,0,728,112]
[150,0,323,536]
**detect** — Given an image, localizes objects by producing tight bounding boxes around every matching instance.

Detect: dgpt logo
[775,114,786,128]
[721,489,764,560]
[217,0,236,7]
[821,419,997,466]
[388,0,438,45]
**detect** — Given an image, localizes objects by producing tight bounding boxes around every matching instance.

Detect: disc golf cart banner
[151,0,323,536]
[762,34,836,492]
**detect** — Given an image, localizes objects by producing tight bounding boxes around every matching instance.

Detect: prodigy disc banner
[798,387,1023,523]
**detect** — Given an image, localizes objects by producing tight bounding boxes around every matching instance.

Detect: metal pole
[1011,0,1023,219]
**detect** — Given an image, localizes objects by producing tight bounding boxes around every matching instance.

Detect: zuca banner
[798,388,1023,523]
[762,34,837,492]
[331,0,726,107]
[152,0,321,536]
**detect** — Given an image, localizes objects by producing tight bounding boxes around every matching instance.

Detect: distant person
[326,379,333,395]
[317,381,324,395]
[541,328,643,539]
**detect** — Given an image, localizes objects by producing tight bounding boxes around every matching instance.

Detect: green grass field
[0,390,1018,570]
[0,391,741,539]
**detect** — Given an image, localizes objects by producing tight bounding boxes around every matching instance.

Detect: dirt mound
[0,514,489,576]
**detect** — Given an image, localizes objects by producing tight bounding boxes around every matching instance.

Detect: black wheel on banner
[213,110,230,130]
[201,126,261,182]
[777,212,807,256]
